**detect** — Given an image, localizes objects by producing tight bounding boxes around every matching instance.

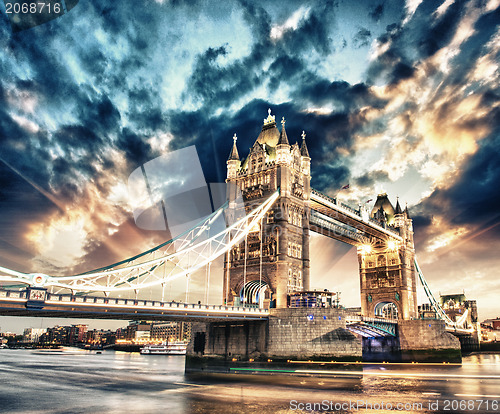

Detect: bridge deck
[0,289,269,322]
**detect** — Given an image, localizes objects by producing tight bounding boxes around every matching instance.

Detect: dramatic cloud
[0,0,498,325]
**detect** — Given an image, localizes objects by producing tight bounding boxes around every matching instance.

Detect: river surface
[0,349,499,413]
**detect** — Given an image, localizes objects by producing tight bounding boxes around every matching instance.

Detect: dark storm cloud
[312,164,350,192]
[294,80,387,112]
[127,87,166,131]
[0,162,60,271]
[116,128,156,169]
[185,0,338,111]
[435,128,500,227]
[354,170,390,187]
[184,45,263,110]
[369,4,385,22]
[171,0,367,189]
[365,23,404,84]
[415,0,464,58]
[352,28,372,48]
[413,121,500,251]
[278,4,335,56]
[267,55,307,90]
[390,62,415,83]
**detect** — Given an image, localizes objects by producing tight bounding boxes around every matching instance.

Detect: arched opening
[240,280,268,307]
[374,301,398,319]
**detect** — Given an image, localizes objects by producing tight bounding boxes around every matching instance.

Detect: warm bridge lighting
[360,244,372,254]
[387,240,398,250]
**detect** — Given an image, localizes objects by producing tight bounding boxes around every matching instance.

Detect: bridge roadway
[309,189,403,245]
[0,289,269,322]
[0,288,401,329]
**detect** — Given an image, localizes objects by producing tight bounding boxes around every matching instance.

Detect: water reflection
[0,350,499,413]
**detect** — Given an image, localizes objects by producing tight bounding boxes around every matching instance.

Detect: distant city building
[113,320,192,344]
[22,328,46,343]
[440,293,480,351]
[69,324,88,345]
[480,318,500,342]
[125,321,151,341]
[39,326,70,345]
[482,318,500,330]
[85,329,116,346]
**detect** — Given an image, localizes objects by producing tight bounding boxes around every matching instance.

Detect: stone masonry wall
[267,308,362,359]
[398,319,460,350]
[187,321,267,359]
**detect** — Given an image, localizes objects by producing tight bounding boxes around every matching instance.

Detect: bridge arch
[239,280,269,307]
[373,301,399,319]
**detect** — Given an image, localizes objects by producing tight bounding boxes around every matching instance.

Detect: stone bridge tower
[224,110,311,309]
[358,194,417,320]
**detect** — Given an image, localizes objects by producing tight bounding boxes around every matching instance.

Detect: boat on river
[140,341,187,355]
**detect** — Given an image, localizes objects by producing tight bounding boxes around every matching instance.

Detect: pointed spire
[228,133,240,161]
[378,206,387,222]
[278,116,289,145]
[300,130,310,157]
[395,197,403,214]
[404,203,411,219]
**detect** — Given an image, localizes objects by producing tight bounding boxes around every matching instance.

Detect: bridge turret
[360,194,417,321]
[276,116,291,165]
[394,198,405,228]
[226,133,241,180]
[223,111,311,309]
[300,130,310,176]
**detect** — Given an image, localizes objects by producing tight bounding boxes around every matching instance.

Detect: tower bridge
[224,111,417,321]
[0,110,476,361]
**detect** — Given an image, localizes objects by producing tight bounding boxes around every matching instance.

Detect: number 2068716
[5,2,63,14]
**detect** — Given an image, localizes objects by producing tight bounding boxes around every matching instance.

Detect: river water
[0,349,499,413]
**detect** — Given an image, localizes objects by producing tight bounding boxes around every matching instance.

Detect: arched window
[378,255,386,267]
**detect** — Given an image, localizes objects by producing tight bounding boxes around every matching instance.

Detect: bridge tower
[224,110,311,309]
[358,194,417,320]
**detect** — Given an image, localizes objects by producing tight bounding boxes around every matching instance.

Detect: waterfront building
[69,324,88,345]
[85,329,116,346]
[482,317,500,330]
[39,326,70,345]
[125,321,151,341]
[22,328,46,343]
[439,293,480,351]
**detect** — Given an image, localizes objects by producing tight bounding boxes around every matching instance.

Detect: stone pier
[186,309,462,375]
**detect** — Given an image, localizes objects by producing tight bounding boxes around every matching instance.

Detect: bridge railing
[0,288,269,315]
[345,314,398,324]
[310,211,365,242]
[311,189,402,240]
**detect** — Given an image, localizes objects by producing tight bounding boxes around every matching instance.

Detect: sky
[0,0,499,333]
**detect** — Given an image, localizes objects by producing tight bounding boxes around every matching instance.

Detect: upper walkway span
[309,189,403,245]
